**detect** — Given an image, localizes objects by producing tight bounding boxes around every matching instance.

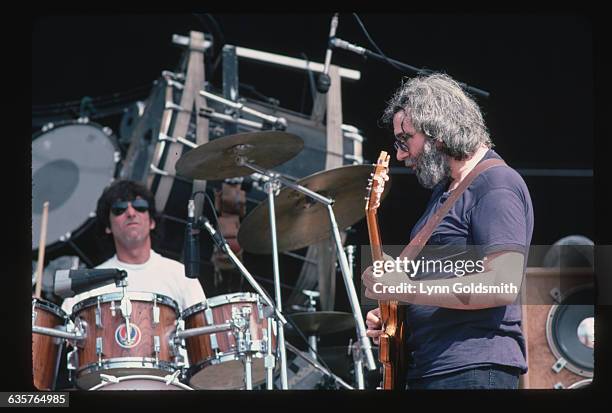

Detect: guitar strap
[399,158,507,260]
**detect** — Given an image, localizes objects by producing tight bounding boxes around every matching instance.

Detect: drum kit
[31,127,390,391]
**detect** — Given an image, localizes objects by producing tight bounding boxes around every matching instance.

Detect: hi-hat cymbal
[237,164,391,254]
[285,311,355,336]
[175,131,304,180]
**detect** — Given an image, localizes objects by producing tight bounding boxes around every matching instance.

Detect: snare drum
[32,298,68,390]
[70,292,181,389]
[182,292,276,389]
[90,374,193,390]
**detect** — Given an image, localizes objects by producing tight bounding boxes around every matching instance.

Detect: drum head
[90,375,192,390]
[32,121,118,250]
[546,286,594,376]
[188,356,268,390]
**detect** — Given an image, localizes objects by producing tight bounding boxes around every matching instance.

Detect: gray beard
[413,140,450,189]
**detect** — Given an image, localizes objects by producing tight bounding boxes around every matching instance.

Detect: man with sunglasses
[61,180,206,315]
[361,74,533,389]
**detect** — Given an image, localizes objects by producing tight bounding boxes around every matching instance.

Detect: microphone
[184,199,201,279]
[317,13,339,94]
[53,268,127,299]
[330,37,366,56]
[200,216,227,252]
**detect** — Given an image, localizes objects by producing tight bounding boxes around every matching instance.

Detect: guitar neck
[367,210,384,262]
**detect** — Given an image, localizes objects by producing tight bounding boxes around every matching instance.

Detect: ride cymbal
[175,131,304,180]
[238,164,391,253]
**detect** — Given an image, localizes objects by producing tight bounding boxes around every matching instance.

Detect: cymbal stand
[239,160,377,374]
[302,289,320,359]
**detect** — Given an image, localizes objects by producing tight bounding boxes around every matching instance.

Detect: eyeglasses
[393,135,410,152]
[111,199,150,216]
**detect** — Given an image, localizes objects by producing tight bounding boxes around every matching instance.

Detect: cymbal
[175,131,304,180]
[237,164,391,253]
[285,311,355,336]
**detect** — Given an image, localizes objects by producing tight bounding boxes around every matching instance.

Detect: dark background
[32,13,594,247]
[27,13,600,394]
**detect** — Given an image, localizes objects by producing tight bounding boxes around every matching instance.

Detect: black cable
[352,13,430,76]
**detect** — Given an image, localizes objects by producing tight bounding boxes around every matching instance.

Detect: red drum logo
[114,323,141,348]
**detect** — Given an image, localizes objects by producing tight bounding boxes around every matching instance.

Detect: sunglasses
[393,138,410,152]
[111,199,150,216]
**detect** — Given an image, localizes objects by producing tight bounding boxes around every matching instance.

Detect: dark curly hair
[95,180,162,253]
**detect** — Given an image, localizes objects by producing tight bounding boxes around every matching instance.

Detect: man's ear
[150,219,156,231]
[105,227,112,234]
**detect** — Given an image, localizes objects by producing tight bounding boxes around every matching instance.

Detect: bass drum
[32,119,120,252]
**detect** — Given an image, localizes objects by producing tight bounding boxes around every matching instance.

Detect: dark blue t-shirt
[404,149,533,379]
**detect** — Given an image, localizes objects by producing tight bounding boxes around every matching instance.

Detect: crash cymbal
[237,164,391,253]
[175,131,304,180]
[285,311,355,336]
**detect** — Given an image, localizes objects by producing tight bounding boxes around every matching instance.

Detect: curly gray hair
[381,73,493,160]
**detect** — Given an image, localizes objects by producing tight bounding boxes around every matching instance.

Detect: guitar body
[365,151,407,390]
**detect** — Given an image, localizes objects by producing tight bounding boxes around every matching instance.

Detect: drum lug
[257,300,264,321]
[261,328,268,353]
[96,337,104,366]
[552,357,567,373]
[97,297,104,327]
[553,382,565,389]
[100,374,120,384]
[153,300,160,325]
[154,336,161,365]
[66,347,78,371]
[205,306,220,351]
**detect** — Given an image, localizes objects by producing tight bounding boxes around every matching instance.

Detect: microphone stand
[330,37,490,98]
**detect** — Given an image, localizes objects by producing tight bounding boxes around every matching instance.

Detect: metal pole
[326,205,376,371]
[266,180,289,389]
[351,340,365,390]
[265,317,275,389]
[244,353,253,390]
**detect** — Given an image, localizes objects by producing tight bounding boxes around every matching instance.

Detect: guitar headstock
[365,151,390,213]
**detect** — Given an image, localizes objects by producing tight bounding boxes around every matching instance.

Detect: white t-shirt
[61,250,207,314]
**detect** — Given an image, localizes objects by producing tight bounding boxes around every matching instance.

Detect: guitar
[365,151,407,390]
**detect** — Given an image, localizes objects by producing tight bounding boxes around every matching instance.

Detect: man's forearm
[398,270,521,309]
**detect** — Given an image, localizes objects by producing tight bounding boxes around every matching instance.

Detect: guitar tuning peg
[370,173,374,177]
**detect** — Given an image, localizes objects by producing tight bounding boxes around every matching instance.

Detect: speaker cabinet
[520,267,594,389]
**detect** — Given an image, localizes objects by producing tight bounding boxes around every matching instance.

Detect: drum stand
[238,160,377,379]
